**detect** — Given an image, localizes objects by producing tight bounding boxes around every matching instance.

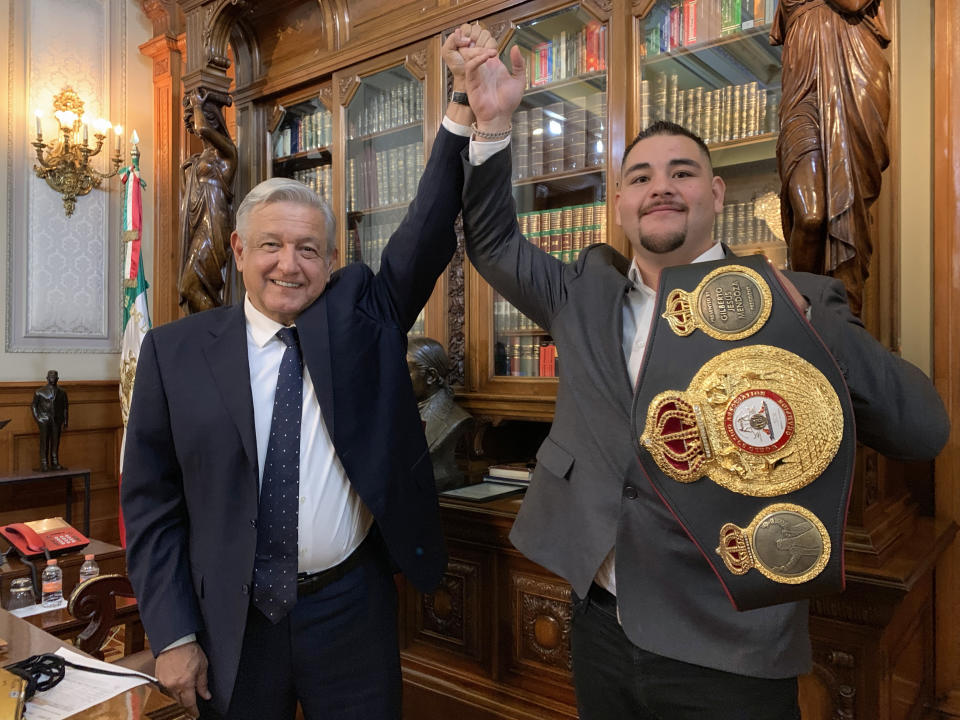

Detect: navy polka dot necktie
[253,326,302,622]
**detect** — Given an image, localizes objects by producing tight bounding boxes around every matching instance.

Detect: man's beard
[639,229,686,254]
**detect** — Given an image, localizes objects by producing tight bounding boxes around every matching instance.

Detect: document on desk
[24,647,155,720]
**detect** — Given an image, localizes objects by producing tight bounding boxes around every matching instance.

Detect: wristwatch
[451,91,469,107]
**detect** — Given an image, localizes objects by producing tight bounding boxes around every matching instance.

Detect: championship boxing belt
[629,254,855,611]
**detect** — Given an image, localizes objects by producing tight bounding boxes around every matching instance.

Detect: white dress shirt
[244,295,372,574]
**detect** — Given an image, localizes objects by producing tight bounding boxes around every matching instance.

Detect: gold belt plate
[639,345,843,497]
[716,503,831,584]
[662,265,772,341]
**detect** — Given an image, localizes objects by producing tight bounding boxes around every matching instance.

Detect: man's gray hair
[235,177,337,256]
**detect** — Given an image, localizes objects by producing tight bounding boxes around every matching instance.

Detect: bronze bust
[179,87,238,314]
[32,370,68,471]
[408,338,472,492]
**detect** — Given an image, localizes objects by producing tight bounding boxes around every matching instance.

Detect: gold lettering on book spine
[640,345,844,497]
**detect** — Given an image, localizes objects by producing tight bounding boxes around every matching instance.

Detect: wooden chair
[67,573,155,674]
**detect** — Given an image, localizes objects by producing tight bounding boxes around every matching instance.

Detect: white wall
[0,0,154,382]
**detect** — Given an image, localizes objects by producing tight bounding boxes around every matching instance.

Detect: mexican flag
[118,145,150,547]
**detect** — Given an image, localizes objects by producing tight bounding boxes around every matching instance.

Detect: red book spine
[586,22,598,72]
[684,0,698,45]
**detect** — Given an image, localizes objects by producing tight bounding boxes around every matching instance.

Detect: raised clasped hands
[457,28,525,134]
[442,23,499,91]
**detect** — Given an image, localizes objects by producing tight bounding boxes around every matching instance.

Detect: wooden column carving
[139,1,185,326]
[933,0,960,714]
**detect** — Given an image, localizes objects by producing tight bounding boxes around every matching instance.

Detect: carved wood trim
[317,85,333,111]
[139,33,186,327]
[581,0,612,19]
[511,573,571,674]
[338,75,361,107]
[632,0,657,18]
[200,0,247,72]
[933,0,960,711]
[405,49,428,82]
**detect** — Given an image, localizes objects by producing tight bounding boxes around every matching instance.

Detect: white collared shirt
[244,295,373,575]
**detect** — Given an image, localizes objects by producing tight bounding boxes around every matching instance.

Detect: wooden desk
[1,538,125,608]
[0,608,186,719]
[0,468,92,534]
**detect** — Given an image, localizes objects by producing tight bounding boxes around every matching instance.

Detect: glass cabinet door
[491,5,610,379]
[270,91,334,206]
[638,0,785,266]
[342,64,426,335]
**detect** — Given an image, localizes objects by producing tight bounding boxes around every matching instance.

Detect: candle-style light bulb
[114,125,123,154]
[34,110,42,139]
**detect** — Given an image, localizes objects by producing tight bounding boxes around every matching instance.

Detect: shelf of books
[271,97,334,206]
[639,0,786,267]
[344,65,427,335]
[490,4,609,378]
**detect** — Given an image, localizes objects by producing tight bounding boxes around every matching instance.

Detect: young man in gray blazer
[457,45,949,719]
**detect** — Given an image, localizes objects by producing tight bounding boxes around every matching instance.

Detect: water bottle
[79,554,99,583]
[41,558,63,607]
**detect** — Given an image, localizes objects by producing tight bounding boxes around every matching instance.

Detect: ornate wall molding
[6,0,126,353]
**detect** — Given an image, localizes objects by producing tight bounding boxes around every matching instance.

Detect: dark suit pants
[570,584,801,720]
[203,551,401,720]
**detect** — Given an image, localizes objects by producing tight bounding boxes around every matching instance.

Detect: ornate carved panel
[511,573,572,673]
[448,217,465,388]
[416,557,481,661]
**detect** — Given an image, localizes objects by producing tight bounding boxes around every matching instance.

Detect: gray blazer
[460,145,949,679]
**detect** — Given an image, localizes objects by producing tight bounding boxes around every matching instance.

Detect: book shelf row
[516,19,607,89]
[346,141,425,212]
[644,0,777,55]
[493,333,559,378]
[274,107,333,159]
[641,75,778,144]
[348,80,423,139]
[713,194,783,249]
[517,201,608,263]
[347,207,407,273]
[512,93,607,180]
[290,165,332,205]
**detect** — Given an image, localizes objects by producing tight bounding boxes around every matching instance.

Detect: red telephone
[0,518,89,558]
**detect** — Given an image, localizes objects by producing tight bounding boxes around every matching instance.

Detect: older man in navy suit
[122,26,495,720]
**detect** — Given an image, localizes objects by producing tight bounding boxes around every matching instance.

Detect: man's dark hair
[621,120,713,171]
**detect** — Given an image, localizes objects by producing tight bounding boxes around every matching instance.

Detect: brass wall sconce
[32,86,125,217]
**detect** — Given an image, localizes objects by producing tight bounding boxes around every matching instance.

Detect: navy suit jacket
[121,127,468,713]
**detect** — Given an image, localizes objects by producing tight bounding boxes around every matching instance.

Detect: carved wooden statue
[179,87,238,314]
[772,0,890,315]
[408,337,472,492]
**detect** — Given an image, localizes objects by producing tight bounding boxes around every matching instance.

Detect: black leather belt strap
[296,531,375,598]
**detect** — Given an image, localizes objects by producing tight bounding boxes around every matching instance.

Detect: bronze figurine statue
[408,338,472,492]
[32,370,68,471]
[771,0,890,315]
[179,87,238,314]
